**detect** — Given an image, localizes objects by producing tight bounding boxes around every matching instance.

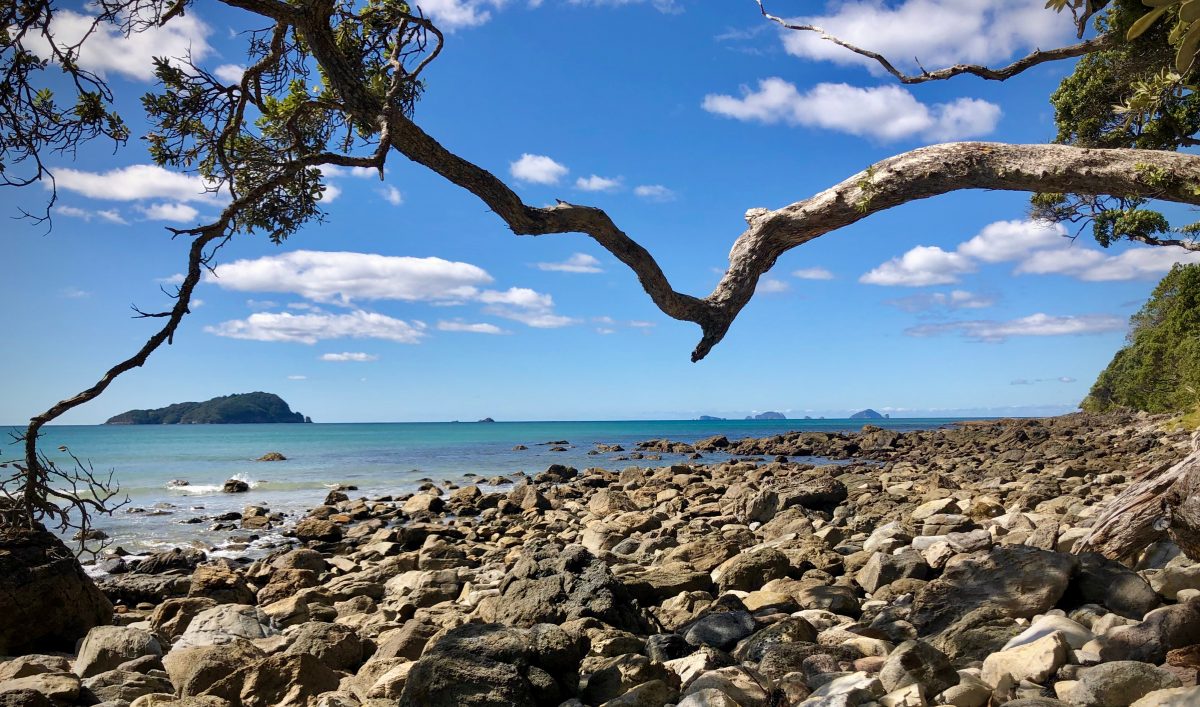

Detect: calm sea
[2,418,967,554]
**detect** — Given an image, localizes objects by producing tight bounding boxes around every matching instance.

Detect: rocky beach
[3,411,1200,707]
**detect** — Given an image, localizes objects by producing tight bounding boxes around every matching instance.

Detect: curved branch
[754,0,1113,84]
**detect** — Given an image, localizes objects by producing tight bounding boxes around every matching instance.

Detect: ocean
[2,418,969,555]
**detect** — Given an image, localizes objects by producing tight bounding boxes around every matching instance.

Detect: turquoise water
[2,418,967,552]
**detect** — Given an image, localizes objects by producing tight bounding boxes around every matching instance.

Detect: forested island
[104,392,311,425]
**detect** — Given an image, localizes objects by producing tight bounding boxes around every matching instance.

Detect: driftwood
[1075,432,1200,562]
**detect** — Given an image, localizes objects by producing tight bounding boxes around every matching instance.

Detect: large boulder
[80,668,174,703]
[74,626,163,678]
[163,640,265,697]
[0,525,112,654]
[398,623,583,707]
[201,653,341,707]
[283,622,364,672]
[1100,597,1200,664]
[910,546,1078,635]
[480,541,650,632]
[1066,662,1182,707]
[175,604,278,649]
[1061,553,1160,620]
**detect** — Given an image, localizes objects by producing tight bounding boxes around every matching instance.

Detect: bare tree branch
[753,0,1113,84]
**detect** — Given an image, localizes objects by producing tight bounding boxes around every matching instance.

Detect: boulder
[878,640,958,696]
[188,564,255,605]
[0,672,80,703]
[856,550,929,594]
[293,518,342,542]
[397,623,583,707]
[714,548,790,592]
[175,604,278,649]
[1062,553,1160,620]
[1100,598,1200,664]
[1130,686,1200,706]
[148,597,218,642]
[283,622,364,672]
[980,631,1071,699]
[74,626,163,678]
[202,653,341,707]
[910,546,1078,635]
[481,541,650,633]
[80,668,174,703]
[931,608,1023,665]
[0,525,113,654]
[163,640,265,696]
[1067,662,1182,707]
[581,653,674,704]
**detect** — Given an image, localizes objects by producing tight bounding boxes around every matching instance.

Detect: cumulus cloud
[536,253,603,273]
[702,79,1000,141]
[28,10,212,82]
[885,289,995,312]
[213,64,245,84]
[139,202,199,223]
[55,165,223,204]
[958,219,1067,262]
[320,352,379,361]
[633,184,676,201]
[510,154,569,184]
[206,310,427,344]
[209,250,493,306]
[792,267,834,280]
[867,219,1200,286]
[56,205,128,224]
[567,0,681,13]
[437,320,509,334]
[416,0,507,30]
[860,246,975,286]
[380,185,404,206]
[1011,376,1077,385]
[757,278,790,293]
[575,175,622,192]
[778,0,1073,75]
[906,313,1124,342]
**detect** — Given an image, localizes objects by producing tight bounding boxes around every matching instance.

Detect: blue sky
[4,0,1198,424]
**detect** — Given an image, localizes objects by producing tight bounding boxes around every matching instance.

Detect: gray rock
[856,550,929,594]
[163,640,265,697]
[910,546,1079,635]
[1067,661,1182,707]
[81,668,173,703]
[931,608,1023,664]
[682,610,756,651]
[581,653,672,704]
[1063,553,1160,620]
[75,626,163,678]
[732,616,818,662]
[1100,597,1200,664]
[878,640,958,696]
[175,604,278,648]
[483,541,650,633]
[284,622,364,672]
[1130,686,1200,706]
[715,548,790,592]
[202,653,341,707]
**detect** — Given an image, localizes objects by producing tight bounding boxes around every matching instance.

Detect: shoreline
[4,410,1200,706]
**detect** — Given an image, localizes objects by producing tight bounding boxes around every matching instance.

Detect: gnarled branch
[753,0,1113,84]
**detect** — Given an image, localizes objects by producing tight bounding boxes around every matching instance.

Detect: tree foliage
[1083,263,1200,413]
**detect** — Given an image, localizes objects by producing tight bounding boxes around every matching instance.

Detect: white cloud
[55,165,222,204]
[416,0,506,30]
[29,10,212,82]
[596,327,617,335]
[209,250,493,306]
[380,186,404,206]
[536,253,603,273]
[575,175,622,192]
[886,289,995,312]
[860,245,975,286]
[629,320,655,328]
[320,183,342,202]
[56,205,129,224]
[206,310,428,344]
[510,154,569,185]
[437,320,509,334]
[702,79,1000,141]
[486,308,579,328]
[139,202,199,223]
[477,287,553,309]
[320,352,379,361]
[792,267,834,280]
[61,287,90,298]
[1018,246,1200,281]
[757,278,790,293]
[779,0,1073,75]
[633,184,676,201]
[287,375,307,380]
[157,273,186,285]
[213,64,245,83]
[958,219,1067,262]
[906,313,1124,342]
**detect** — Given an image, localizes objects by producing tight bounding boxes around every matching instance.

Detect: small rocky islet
[3,412,1200,706]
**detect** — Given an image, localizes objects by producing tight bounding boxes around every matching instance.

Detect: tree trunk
[1075,432,1200,562]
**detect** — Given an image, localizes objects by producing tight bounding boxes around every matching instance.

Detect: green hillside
[1083,264,1200,414]
[105,392,310,424]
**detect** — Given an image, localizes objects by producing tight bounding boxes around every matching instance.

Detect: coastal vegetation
[1083,264,1200,415]
[104,392,311,425]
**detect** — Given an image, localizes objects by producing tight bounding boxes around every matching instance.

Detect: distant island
[850,408,888,420]
[105,392,311,425]
[697,415,725,421]
[745,411,786,420]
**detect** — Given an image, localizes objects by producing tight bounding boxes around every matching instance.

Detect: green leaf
[1183,0,1200,22]
[1128,5,1173,41]
[1178,20,1200,71]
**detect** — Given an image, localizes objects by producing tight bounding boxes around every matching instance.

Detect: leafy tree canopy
[1083,263,1200,413]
